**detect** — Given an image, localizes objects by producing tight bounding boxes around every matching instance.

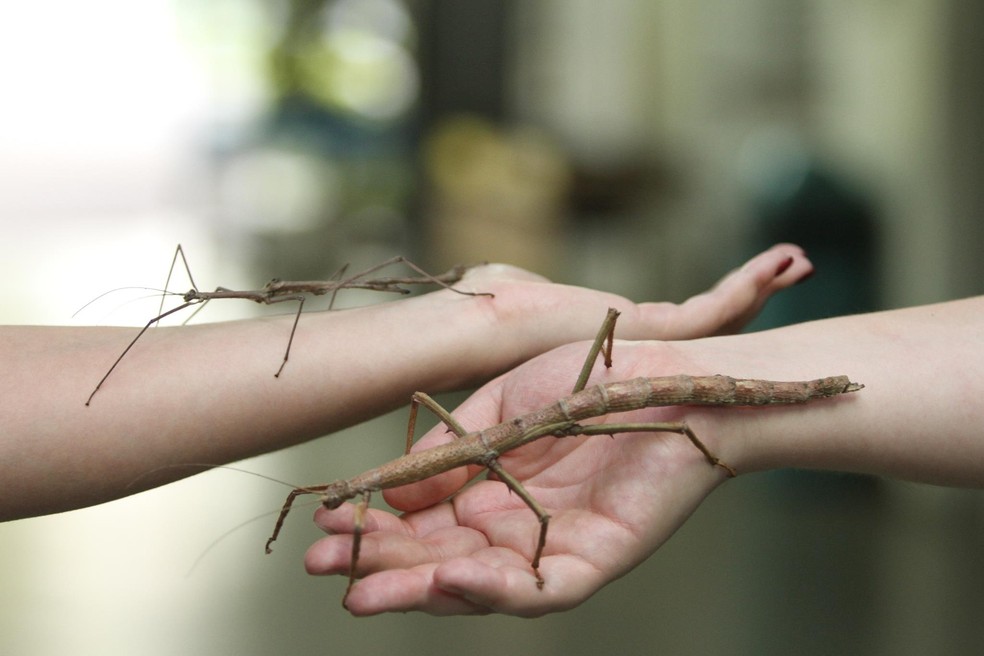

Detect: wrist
[621,337,864,479]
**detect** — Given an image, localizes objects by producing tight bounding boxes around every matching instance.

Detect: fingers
[306,502,489,577]
[731,241,812,299]
[432,553,602,617]
[305,503,515,616]
[641,243,812,339]
[337,566,491,616]
[345,555,551,616]
[307,496,610,617]
[708,242,813,334]
[324,550,597,617]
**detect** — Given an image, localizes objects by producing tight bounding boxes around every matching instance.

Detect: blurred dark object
[567,159,671,219]
[746,158,881,330]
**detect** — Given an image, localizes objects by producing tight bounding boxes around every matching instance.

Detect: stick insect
[265,308,863,606]
[84,245,489,405]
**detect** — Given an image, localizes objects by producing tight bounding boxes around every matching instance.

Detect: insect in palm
[264,308,863,607]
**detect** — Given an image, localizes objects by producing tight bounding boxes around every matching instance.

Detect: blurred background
[1,0,982,654]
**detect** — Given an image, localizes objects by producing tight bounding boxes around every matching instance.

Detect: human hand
[450,243,811,365]
[305,339,729,616]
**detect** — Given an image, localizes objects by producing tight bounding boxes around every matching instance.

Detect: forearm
[672,296,984,487]
[0,289,504,520]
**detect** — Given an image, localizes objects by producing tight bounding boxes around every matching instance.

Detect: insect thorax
[319,480,357,509]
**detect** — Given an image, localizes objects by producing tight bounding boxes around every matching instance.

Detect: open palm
[305,339,730,616]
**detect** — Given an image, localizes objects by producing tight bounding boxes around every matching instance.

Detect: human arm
[0,244,810,520]
[305,295,984,616]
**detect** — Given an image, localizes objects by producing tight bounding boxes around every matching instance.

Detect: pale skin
[306,295,984,617]
[0,244,811,521]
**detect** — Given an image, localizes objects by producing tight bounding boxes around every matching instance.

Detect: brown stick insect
[84,244,488,405]
[264,307,863,606]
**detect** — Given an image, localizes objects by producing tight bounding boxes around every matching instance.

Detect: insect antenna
[124,462,317,492]
[72,287,181,320]
[123,463,328,575]
[186,497,323,578]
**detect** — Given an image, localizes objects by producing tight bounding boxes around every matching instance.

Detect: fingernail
[775,256,795,276]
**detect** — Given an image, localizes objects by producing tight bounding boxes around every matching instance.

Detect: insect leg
[260,294,306,378]
[340,255,492,298]
[571,308,620,394]
[405,391,468,454]
[342,491,372,609]
[484,458,550,589]
[159,244,199,319]
[85,299,202,405]
[564,422,737,477]
[326,263,350,310]
[264,483,331,554]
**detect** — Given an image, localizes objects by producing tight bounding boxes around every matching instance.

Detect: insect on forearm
[264,308,864,607]
[83,244,490,405]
